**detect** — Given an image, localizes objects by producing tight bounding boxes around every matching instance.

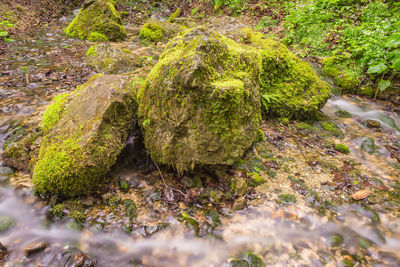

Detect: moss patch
[64,0,126,41]
[240,28,331,119]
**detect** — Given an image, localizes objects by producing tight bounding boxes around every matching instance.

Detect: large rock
[207,17,331,119]
[138,27,262,173]
[32,74,137,198]
[243,29,331,119]
[64,0,126,41]
[86,43,142,74]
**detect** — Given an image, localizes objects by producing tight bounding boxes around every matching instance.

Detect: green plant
[0,20,14,42]
[283,0,400,96]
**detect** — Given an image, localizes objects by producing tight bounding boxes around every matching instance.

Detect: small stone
[352,190,372,200]
[0,215,15,233]
[24,242,48,256]
[233,197,246,210]
[0,242,7,263]
[366,119,380,128]
[72,253,97,267]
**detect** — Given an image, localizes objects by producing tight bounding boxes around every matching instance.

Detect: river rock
[361,137,378,154]
[366,119,381,128]
[138,26,262,173]
[208,17,331,119]
[32,74,138,198]
[64,0,126,41]
[24,242,48,256]
[0,215,15,233]
[0,242,7,263]
[85,44,143,74]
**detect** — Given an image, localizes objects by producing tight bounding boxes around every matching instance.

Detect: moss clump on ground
[138,19,180,42]
[64,0,126,41]
[335,144,350,154]
[323,54,362,93]
[32,74,137,198]
[87,31,109,42]
[168,8,181,23]
[240,28,331,119]
[138,26,262,173]
[278,193,297,204]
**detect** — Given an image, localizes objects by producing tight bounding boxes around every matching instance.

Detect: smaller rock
[24,242,48,256]
[72,253,97,267]
[352,190,372,200]
[233,197,246,210]
[0,215,15,233]
[0,242,7,263]
[366,119,381,128]
[361,137,378,154]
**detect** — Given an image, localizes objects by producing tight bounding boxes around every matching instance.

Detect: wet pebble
[24,241,48,256]
[71,253,97,267]
[366,119,381,128]
[233,197,246,210]
[0,242,7,263]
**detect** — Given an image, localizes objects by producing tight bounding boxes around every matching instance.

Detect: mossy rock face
[86,44,142,74]
[138,19,181,42]
[138,26,262,173]
[240,29,331,119]
[32,74,138,198]
[64,0,126,41]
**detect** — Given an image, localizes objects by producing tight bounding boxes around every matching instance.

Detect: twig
[154,161,186,197]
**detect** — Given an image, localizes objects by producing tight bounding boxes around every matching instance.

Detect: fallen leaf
[352,190,372,200]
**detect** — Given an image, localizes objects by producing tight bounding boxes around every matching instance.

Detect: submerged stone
[32,74,137,198]
[64,0,126,41]
[138,26,262,173]
[86,44,142,74]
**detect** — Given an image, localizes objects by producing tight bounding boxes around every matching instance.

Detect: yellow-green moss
[41,93,69,133]
[138,26,262,173]
[88,31,109,42]
[86,46,97,57]
[139,21,163,42]
[168,8,181,23]
[240,28,331,119]
[335,144,350,154]
[64,0,126,41]
[33,75,137,198]
[323,55,361,93]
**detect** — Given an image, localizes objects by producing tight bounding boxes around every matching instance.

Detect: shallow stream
[0,12,399,267]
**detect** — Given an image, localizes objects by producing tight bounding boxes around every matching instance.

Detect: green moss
[297,122,313,130]
[139,21,163,42]
[240,28,331,119]
[330,234,344,247]
[87,31,108,42]
[33,75,137,198]
[335,110,352,118]
[323,55,361,93]
[41,93,69,133]
[248,172,265,187]
[335,144,350,154]
[168,8,181,23]
[51,204,65,218]
[256,129,265,142]
[0,215,15,233]
[278,193,297,204]
[64,0,126,41]
[138,27,261,173]
[86,46,97,57]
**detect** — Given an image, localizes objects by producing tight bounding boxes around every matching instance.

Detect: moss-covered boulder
[64,0,126,41]
[138,19,180,42]
[32,74,137,198]
[138,27,262,173]
[240,29,331,119]
[86,44,142,74]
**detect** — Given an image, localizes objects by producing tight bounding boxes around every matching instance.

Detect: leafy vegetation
[0,20,14,42]
[282,0,400,96]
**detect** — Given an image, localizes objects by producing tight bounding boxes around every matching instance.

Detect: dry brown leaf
[352,190,372,200]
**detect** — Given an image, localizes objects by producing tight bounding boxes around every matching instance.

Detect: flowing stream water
[0,12,399,267]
